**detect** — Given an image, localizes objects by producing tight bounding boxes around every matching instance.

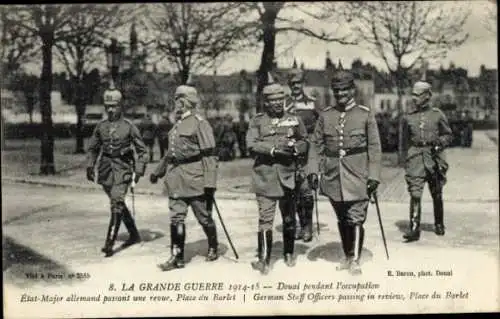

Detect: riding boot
[158,224,185,271]
[302,202,314,242]
[202,224,219,261]
[403,197,421,242]
[336,223,352,271]
[283,224,296,267]
[102,212,122,257]
[295,205,304,240]
[121,206,141,247]
[433,193,445,236]
[251,230,272,275]
[349,224,364,276]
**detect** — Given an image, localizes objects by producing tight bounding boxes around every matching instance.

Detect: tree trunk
[256,10,278,114]
[39,38,56,175]
[75,101,86,154]
[396,72,405,166]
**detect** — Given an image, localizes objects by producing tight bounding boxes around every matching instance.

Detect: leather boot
[403,197,421,242]
[433,193,445,236]
[283,224,296,267]
[349,225,364,276]
[121,206,141,247]
[301,198,314,242]
[336,223,351,271]
[102,212,122,257]
[202,224,219,261]
[251,230,272,275]
[158,224,185,271]
[294,205,304,240]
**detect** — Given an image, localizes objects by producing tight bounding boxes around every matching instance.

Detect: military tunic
[402,105,452,197]
[246,112,308,230]
[152,111,218,225]
[87,117,148,208]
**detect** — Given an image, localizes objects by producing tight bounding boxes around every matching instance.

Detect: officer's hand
[150,173,158,184]
[204,187,216,211]
[367,179,380,198]
[431,140,443,153]
[272,147,295,159]
[86,167,95,182]
[307,173,319,190]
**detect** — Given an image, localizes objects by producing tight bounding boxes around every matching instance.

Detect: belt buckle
[339,149,346,158]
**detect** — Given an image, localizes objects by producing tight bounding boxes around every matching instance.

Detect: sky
[23,1,497,78]
[213,1,497,77]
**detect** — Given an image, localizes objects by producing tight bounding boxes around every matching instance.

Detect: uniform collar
[181,110,192,120]
[336,99,356,112]
[291,93,304,101]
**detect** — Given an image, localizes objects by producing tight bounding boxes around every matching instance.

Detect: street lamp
[105,37,123,88]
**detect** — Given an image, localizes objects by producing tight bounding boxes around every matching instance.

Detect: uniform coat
[312,101,382,201]
[153,111,217,199]
[87,117,148,188]
[402,105,453,195]
[246,112,308,197]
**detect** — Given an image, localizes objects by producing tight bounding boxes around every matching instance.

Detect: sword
[314,187,320,237]
[212,198,239,260]
[372,192,389,260]
[131,172,136,218]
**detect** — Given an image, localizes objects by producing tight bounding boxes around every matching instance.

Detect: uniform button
[339,136,343,140]
[340,130,344,134]
[339,149,346,157]
[339,142,343,147]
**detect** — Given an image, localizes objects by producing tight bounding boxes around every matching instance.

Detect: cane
[212,198,239,260]
[131,172,136,218]
[314,187,320,237]
[372,192,389,260]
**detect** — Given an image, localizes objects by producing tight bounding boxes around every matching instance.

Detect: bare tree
[238,2,356,112]
[342,1,470,164]
[3,4,89,175]
[142,3,255,85]
[483,3,497,36]
[54,4,135,154]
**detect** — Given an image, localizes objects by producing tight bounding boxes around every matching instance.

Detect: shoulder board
[304,92,316,101]
[322,106,334,112]
[194,114,206,121]
[432,107,444,113]
[123,118,135,126]
[357,104,370,112]
[254,112,264,118]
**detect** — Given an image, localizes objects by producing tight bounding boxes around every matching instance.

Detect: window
[380,100,385,110]
[387,100,392,109]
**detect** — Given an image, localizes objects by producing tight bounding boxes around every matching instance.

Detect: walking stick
[212,198,239,260]
[314,187,320,236]
[131,172,136,218]
[372,192,389,260]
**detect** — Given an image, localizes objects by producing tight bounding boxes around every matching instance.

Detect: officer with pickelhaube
[150,83,219,271]
[86,84,148,257]
[312,61,382,275]
[285,62,320,243]
[402,79,453,242]
[246,73,309,275]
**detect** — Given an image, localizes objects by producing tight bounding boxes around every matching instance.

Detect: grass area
[2,138,402,193]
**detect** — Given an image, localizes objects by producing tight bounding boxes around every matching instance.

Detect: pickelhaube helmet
[288,59,304,83]
[412,81,432,96]
[103,85,123,106]
[175,84,199,105]
[331,60,354,90]
[263,73,285,100]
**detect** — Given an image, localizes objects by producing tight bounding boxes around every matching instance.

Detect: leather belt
[325,147,367,158]
[412,141,433,147]
[167,154,203,165]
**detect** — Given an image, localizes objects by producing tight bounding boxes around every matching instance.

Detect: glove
[307,173,319,190]
[86,167,95,182]
[150,173,158,184]
[367,179,380,198]
[204,187,216,211]
[272,147,295,159]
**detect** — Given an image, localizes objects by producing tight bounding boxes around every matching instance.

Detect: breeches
[103,183,129,214]
[330,200,369,226]
[169,196,215,227]
[256,187,296,231]
[405,168,444,198]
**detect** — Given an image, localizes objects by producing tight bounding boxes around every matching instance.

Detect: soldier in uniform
[234,113,249,158]
[86,86,148,257]
[140,113,157,162]
[149,84,219,271]
[246,75,309,275]
[312,65,382,275]
[285,66,320,242]
[157,112,173,159]
[402,80,453,242]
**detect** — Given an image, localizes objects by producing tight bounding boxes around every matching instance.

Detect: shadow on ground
[3,236,76,288]
[307,241,373,265]
[395,220,436,234]
[274,222,329,234]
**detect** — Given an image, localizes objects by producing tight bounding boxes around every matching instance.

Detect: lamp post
[105,37,123,89]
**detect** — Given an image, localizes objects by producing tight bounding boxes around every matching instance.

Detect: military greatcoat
[246,112,309,197]
[312,101,382,202]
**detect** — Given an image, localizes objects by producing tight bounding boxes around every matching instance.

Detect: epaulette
[357,104,370,112]
[194,114,206,121]
[304,92,316,101]
[123,118,135,126]
[322,106,334,112]
[254,112,264,117]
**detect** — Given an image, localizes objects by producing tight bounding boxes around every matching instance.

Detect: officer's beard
[106,108,121,122]
[267,102,284,118]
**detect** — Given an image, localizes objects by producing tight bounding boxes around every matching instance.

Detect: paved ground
[2,131,499,316]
